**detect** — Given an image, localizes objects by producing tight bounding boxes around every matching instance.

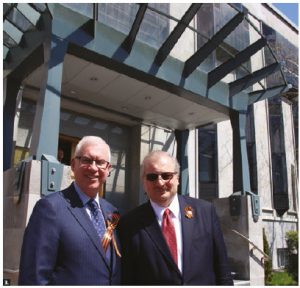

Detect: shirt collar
[150,194,180,222]
[73,181,99,206]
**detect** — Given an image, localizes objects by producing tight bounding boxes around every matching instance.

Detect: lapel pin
[102,212,121,257]
[184,206,194,219]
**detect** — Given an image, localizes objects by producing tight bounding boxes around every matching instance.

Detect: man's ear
[70,158,75,172]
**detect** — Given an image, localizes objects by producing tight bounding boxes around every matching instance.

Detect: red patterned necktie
[162,208,178,264]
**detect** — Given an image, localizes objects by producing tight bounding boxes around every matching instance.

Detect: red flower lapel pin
[184,206,194,219]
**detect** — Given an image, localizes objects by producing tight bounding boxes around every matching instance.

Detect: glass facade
[98,3,169,49]
[246,105,258,194]
[262,23,297,88]
[268,97,289,215]
[198,124,218,201]
[197,4,251,79]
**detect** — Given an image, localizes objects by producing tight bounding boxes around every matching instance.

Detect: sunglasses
[145,172,177,182]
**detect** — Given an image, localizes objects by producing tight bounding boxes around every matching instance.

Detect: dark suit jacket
[18,183,121,285]
[119,195,233,285]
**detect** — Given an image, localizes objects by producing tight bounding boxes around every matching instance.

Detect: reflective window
[268,97,289,214]
[61,3,93,18]
[277,248,288,268]
[262,23,297,88]
[197,4,215,72]
[137,4,169,49]
[98,3,169,49]
[246,105,258,193]
[196,4,251,78]
[98,3,139,36]
[198,124,218,201]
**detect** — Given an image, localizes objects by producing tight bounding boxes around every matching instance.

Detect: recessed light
[70,90,76,94]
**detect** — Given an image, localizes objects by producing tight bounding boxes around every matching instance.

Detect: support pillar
[29,34,67,160]
[175,129,189,195]
[3,77,22,171]
[230,110,251,194]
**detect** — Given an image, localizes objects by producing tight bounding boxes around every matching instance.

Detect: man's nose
[88,161,99,170]
[155,176,166,185]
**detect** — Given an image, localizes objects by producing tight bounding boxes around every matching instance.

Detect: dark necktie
[162,208,178,264]
[88,199,106,241]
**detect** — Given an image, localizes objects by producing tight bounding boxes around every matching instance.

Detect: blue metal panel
[41,154,63,196]
[30,34,68,160]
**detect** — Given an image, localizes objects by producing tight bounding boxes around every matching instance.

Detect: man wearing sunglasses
[119,150,233,285]
[19,136,121,285]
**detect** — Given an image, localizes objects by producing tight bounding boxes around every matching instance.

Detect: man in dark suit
[119,150,233,285]
[19,136,121,285]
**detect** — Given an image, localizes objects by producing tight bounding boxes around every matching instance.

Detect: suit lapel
[62,185,111,270]
[178,196,197,273]
[142,202,181,274]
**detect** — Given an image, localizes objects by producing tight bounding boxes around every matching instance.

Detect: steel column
[175,129,190,195]
[3,77,22,171]
[230,110,251,194]
[29,34,67,160]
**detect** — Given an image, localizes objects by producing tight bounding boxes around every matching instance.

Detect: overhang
[4,3,290,130]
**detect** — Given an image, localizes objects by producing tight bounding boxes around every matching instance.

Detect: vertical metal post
[175,129,190,195]
[230,110,260,220]
[29,32,67,160]
[230,110,251,194]
[3,76,22,171]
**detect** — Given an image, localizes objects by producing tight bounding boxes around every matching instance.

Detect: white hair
[74,136,111,162]
[140,150,180,179]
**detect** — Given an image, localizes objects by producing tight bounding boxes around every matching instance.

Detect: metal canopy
[3,3,48,60]
[182,12,245,78]
[121,4,148,53]
[207,38,267,89]
[150,4,202,73]
[229,62,280,97]
[4,3,289,109]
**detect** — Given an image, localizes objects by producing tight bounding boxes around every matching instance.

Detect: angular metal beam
[229,62,280,97]
[183,12,245,78]
[121,4,148,53]
[248,84,288,105]
[152,4,202,67]
[207,38,267,89]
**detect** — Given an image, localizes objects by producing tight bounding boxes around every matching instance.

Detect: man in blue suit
[19,136,121,285]
[119,150,233,285]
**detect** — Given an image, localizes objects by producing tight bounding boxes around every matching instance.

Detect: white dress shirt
[150,194,183,273]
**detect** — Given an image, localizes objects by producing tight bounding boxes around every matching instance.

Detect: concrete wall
[214,196,265,285]
[217,120,233,198]
[244,4,298,47]
[254,100,273,209]
[3,161,73,285]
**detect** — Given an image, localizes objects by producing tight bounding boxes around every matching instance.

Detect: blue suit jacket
[18,183,121,285]
[119,195,233,285]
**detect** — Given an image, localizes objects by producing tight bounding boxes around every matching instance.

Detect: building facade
[3,3,298,285]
